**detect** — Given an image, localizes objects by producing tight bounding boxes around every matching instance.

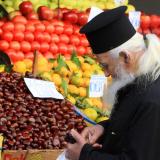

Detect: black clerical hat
[80,6,136,54]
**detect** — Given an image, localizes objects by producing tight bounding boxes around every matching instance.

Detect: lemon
[96,116,109,123]
[52,73,62,86]
[92,98,103,109]
[67,94,76,104]
[59,67,69,77]
[13,61,27,74]
[66,60,78,72]
[0,65,5,72]
[73,70,83,78]
[79,87,87,97]
[84,108,98,121]
[83,70,93,78]
[81,63,91,72]
[41,72,52,81]
[23,59,33,69]
[78,56,84,64]
[36,55,49,73]
[126,4,135,13]
[68,84,79,95]
[83,78,90,87]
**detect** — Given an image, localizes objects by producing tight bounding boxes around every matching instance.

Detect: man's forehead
[96,52,111,61]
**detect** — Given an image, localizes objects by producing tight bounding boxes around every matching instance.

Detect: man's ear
[119,51,131,64]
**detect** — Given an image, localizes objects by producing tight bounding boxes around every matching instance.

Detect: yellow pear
[52,73,62,87]
[13,61,27,74]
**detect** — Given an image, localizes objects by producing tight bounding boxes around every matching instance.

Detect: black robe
[79,75,160,160]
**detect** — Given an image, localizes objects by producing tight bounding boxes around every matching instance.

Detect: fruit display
[138,14,160,37]
[0,0,135,13]
[0,71,86,150]
[12,53,110,123]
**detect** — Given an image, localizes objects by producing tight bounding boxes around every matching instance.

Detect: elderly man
[66,6,160,160]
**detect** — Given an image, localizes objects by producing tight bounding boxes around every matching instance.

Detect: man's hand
[66,129,86,160]
[81,124,104,145]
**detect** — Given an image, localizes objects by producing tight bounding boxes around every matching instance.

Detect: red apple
[38,6,54,21]
[19,1,33,15]
[26,12,39,20]
[63,11,78,24]
[141,15,151,30]
[53,9,63,20]
[78,12,88,26]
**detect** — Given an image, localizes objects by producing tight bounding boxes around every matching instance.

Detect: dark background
[130,0,160,15]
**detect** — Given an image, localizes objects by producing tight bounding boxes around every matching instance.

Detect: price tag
[129,11,141,30]
[24,78,64,99]
[89,75,106,97]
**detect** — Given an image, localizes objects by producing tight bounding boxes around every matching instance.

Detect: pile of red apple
[0,1,90,62]
[138,14,160,37]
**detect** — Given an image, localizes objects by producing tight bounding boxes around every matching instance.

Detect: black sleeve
[79,102,160,160]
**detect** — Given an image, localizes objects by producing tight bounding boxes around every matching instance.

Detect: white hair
[108,32,160,81]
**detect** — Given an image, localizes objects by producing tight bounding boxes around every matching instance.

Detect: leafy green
[55,55,67,72]
[61,78,68,97]
[84,55,96,65]
[5,65,13,73]
[71,51,81,67]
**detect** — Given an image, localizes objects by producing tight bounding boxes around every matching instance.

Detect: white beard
[102,65,135,110]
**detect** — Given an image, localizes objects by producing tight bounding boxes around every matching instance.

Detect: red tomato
[42,20,50,25]
[25,52,34,60]
[12,15,27,24]
[1,31,13,42]
[76,46,86,56]
[150,15,160,29]
[19,1,33,15]
[34,23,45,32]
[141,15,151,30]
[0,40,9,50]
[13,31,24,41]
[45,23,55,33]
[0,28,2,36]
[49,43,58,54]
[80,36,89,47]
[43,51,54,59]
[67,44,76,54]
[21,41,31,52]
[24,31,34,42]
[57,43,68,55]
[63,26,73,35]
[28,19,40,25]
[34,31,44,42]
[55,25,64,34]
[2,22,14,32]
[152,28,160,36]
[51,19,64,26]
[59,34,70,44]
[6,49,24,62]
[142,29,151,34]
[73,26,80,36]
[9,41,20,51]
[70,35,80,46]
[86,47,92,54]
[43,32,51,43]
[25,23,35,32]
[15,51,25,61]
[51,34,60,43]
[0,21,4,27]
[14,23,25,32]
[26,12,39,20]
[31,41,40,51]
[40,42,49,53]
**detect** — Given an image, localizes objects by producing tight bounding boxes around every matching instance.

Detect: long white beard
[102,65,135,110]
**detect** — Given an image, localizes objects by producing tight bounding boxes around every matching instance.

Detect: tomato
[25,23,35,32]
[80,36,89,47]
[9,41,20,51]
[49,43,58,54]
[152,28,160,36]
[31,41,40,51]
[51,34,60,43]
[55,25,64,34]
[142,29,151,34]
[14,22,25,32]
[57,43,68,55]
[34,31,44,42]
[70,35,80,46]
[0,28,2,36]
[76,46,86,55]
[67,44,76,54]
[13,31,24,41]
[12,15,27,24]
[0,40,9,50]
[40,42,49,53]
[86,47,92,54]
[141,15,151,30]
[45,23,55,33]
[73,26,80,36]
[19,1,33,15]
[24,52,34,60]
[6,49,24,62]
[0,21,4,27]
[59,34,70,44]
[24,31,34,42]
[42,20,50,25]
[43,32,51,43]
[28,19,40,25]
[43,51,54,59]
[2,22,14,32]
[21,41,31,52]
[15,51,25,61]
[51,19,64,26]
[34,23,45,32]
[63,26,73,35]
[1,32,13,42]
[26,12,39,20]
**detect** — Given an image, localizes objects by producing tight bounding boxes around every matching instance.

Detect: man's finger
[81,128,89,139]
[70,129,83,143]
[92,143,102,148]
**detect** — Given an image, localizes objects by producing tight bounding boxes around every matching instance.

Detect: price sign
[129,11,141,30]
[89,75,106,97]
[24,78,64,99]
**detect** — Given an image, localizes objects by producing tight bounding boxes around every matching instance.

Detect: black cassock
[79,75,160,160]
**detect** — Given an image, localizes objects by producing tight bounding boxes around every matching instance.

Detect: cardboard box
[2,150,63,160]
